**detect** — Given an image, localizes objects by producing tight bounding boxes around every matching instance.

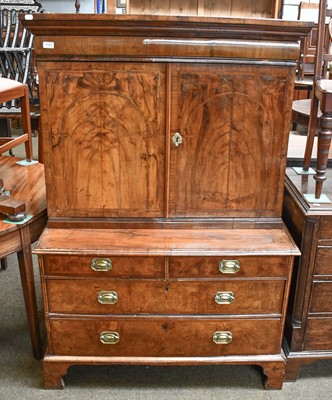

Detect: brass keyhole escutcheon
[172,132,183,147]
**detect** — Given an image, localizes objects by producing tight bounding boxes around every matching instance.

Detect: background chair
[0,77,33,161]
[292,1,332,133]
[0,0,42,159]
[301,0,332,199]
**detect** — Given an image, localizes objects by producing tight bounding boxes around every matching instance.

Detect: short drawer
[42,255,165,278]
[309,281,332,313]
[169,256,289,278]
[46,279,286,315]
[319,217,332,239]
[315,248,332,275]
[304,317,332,350]
[48,317,281,357]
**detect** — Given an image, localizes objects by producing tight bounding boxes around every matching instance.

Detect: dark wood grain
[315,247,332,275]
[283,168,332,380]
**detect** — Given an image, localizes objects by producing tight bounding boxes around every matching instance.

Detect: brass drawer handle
[219,260,240,274]
[98,291,118,304]
[100,331,120,345]
[213,331,233,345]
[215,291,235,305]
[91,258,112,272]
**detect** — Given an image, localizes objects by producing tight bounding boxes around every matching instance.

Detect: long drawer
[48,317,281,357]
[45,279,286,315]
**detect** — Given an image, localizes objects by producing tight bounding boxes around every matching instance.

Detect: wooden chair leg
[314,111,332,198]
[20,85,33,162]
[303,96,319,171]
[37,117,43,164]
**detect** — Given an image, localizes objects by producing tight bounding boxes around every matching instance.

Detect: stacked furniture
[283,169,332,380]
[126,0,283,18]
[23,14,311,389]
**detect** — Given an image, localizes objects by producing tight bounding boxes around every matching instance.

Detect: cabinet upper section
[22,14,313,62]
[23,15,313,221]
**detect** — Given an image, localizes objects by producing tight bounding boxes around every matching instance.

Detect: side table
[0,156,47,360]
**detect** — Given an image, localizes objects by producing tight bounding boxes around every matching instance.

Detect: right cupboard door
[168,63,294,217]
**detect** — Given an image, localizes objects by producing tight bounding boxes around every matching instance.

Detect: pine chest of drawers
[24,14,311,389]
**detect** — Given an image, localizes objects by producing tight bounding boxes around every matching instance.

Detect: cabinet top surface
[22,13,312,40]
[285,168,332,214]
[34,227,300,256]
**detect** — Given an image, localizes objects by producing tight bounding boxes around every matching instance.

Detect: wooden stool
[0,78,33,161]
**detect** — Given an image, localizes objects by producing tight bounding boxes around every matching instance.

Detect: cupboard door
[169,63,293,217]
[39,62,166,218]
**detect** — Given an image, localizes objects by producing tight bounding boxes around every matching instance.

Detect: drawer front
[319,217,332,239]
[304,318,332,350]
[169,256,289,278]
[310,281,332,313]
[49,317,281,356]
[42,255,165,278]
[315,248,332,275]
[46,279,286,315]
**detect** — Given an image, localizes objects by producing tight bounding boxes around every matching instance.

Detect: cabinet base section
[42,353,287,390]
[283,348,332,382]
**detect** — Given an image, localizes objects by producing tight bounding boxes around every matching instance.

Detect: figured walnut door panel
[39,62,166,218]
[169,64,293,217]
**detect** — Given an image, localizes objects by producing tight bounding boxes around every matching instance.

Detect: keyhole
[172,132,183,147]
[163,323,167,332]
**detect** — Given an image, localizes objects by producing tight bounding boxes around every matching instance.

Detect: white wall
[38,1,332,19]
[283,0,332,21]
[40,0,94,14]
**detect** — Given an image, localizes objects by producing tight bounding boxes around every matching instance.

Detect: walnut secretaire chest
[22,14,311,389]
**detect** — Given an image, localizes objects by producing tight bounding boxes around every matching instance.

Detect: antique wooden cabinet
[23,14,311,389]
[282,168,332,380]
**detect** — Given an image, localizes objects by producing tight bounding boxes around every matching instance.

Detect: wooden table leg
[314,111,332,198]
[17,225,43,360]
